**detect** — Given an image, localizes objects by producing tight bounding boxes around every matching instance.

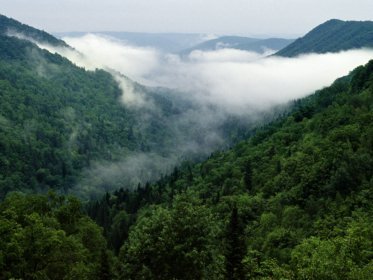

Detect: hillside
[0,16,265,199]
[88,60,373,278]
[2,59,371,280]
[181,36,294,54]
[276,19,373,57]
[0,15,192,198]
[0,14,372,279]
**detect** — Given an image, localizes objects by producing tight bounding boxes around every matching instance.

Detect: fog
[55,34,373,114]
[21,33,373,197]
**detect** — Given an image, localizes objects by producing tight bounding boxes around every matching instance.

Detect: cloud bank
[54,34,373,114]
[26,33,373,196]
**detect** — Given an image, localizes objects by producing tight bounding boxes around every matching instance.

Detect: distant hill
[55,31,209,53]
[276,19,373,57]
[181,36,294,54]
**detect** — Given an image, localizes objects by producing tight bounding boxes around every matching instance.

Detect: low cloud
[150,48,373,114]
[19,33,373,197]
[9,31,373,114]
[72,152,178,199]
[57,35,373,114]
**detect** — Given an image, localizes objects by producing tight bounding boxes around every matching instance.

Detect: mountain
[276,19,373,57]
[89,59,373,279]
[2,59,372,280]
[0,12,372,279]
[181,35,294,54]
[0,15,191,198]
[0,15,265,199]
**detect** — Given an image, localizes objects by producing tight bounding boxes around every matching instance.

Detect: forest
[0,14,372,280]
[1,58,372,278]
[0,14,261,199]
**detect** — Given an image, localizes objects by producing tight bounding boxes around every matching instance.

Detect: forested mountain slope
[276,19,373,57]
[1,13,372,279]
[0,15,261,199]
[0,16,192,198]
[88,60,373,279]
[1,56,372,280]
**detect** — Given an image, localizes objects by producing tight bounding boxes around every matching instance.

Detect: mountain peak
[276,19,373,57]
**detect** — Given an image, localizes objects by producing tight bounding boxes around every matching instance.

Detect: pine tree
[225,205,246,280]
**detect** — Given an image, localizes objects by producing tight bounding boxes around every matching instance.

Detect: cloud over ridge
[56,34,373,113]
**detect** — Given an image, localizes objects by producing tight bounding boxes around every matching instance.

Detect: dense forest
[1,58,372,278]
[276,19,373,57]
[0,14,265,199]
[0,14,372,279]
[86,60,373,279]
[0,33,153,197]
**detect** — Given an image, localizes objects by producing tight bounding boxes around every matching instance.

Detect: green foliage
[224,206,246,280]
[0,192,109,279]
[118,192,223,280]
[0,29,199,198]
[1,15,373,280]
[93,60,373,279]
[291,212,373,279]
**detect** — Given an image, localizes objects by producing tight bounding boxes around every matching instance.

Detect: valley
[0,10,372,280]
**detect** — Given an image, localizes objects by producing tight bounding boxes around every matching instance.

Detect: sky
[1,0,372,37]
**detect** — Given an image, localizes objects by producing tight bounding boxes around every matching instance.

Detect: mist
[21,33,373,197]
[57,34,373,113]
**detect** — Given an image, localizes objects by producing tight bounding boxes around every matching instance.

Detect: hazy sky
[1,0,372,36]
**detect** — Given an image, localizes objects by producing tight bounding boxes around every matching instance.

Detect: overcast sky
[1,0,372,37]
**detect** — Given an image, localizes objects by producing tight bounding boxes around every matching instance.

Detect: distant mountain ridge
[55,31,210,53]
[181,36,294,54]
[276,19,373,57]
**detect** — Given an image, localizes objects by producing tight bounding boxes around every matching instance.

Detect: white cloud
[63,34,160,82]
[21,33,373,196]
[150,48,373,113]
[32,33,373,114]
[42,34,373,114]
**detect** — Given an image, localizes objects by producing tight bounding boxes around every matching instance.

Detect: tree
[225,205,246,280]
[118,193,221,279]
[243,160,252,191]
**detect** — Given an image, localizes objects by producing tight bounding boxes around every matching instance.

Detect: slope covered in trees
[1,52,372,280]
[1,14,372,279]
[276,19,373,57]
[88,60,373,279]
[0,21,193,198]
[0,15,281,199]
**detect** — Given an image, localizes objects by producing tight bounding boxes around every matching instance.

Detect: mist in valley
[21,32,373,197]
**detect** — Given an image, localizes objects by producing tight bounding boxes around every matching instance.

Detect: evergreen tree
[225,205,246,280]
